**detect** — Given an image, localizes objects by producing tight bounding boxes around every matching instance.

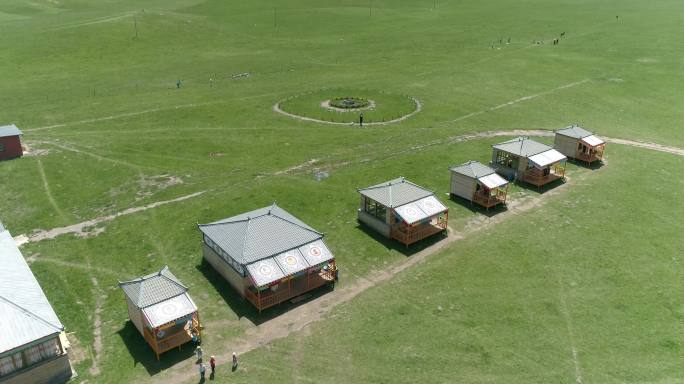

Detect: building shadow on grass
[116,321,195,376]
[517,177,567,194]
[195,259,334,326]
[354,223,448,257]
[568,158,605,170]
[448,194,508,218]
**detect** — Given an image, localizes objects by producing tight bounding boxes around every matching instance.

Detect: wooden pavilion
[554,125,606,164]
[491,137,567,187]
[119,266,201,360]
[450,161,509,209]
[198,203,337,313]
[357,177,448,246]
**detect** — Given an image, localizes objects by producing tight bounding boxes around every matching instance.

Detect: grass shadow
[355,222,448,257]
[116,321,195,376]
[568,158,605,170]
[196,259,335,326]
[517,177,566,194]
[448,194,508,218]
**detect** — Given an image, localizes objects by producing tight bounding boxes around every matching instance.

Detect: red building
[0,124,23,161]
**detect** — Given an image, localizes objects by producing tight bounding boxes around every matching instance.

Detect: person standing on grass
[210,355,216,375]
[199,363,206,381]
[359,113,364,127]
[196,345,203,362]
[232,352,238,371]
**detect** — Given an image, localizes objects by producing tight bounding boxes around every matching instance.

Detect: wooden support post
[257,288,262,314]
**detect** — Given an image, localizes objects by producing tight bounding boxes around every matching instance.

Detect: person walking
[210,356,216,375]
[199,363,206,381]
[232,352,238,371]
[195,345,203,362]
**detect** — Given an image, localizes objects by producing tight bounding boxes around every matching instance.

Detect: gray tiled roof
[198,204,324,265]
[493,137,552,157]
[450,161,496,179]
[0,226,64,355]
[555,125,594,139]
[358,177,434,208]
[119,266,188,309]
[0,124,22,138]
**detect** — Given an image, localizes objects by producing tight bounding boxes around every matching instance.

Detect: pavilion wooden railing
[391,216,447,245]
[523,164,565,187]
[245,267,336,312]
[472,189,507,208]
[143,315,199,359]
[575,145,604,164]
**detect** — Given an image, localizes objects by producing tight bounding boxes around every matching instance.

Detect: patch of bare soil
[108,174,183,201]
[66,333,87,365]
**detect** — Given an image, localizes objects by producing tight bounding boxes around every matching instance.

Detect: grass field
[1,0,683,383]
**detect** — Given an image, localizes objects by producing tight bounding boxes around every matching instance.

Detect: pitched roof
[493,137,552,157]
[119,266,188,308]
[0,124,22,138]
[0,226,64,355]
[555,125,594,139]
[450,161,497,179]
[357,177,434,208]
[198,204,323,265]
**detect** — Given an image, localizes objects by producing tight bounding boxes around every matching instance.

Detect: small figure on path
[195,345,203,362]
[210,355,216,375]
[199,363,206,381]
[232,352,238,371]
[359,113,364,127]
[176,79,182,89]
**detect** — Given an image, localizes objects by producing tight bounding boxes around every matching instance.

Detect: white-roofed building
[198,204,337,313]
[449,161,509,209]
[357,178,448,246]
[491,137,567,187]
[118,266,201,360]
[554,125,606,164]
[0,220,72,384]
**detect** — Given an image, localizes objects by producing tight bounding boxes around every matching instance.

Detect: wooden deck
[390,215,448,246]
[523,164,565,187]
[143,315,200,360]
[245,267,336,312]
[472,189,507,209]
[575,148,604,164]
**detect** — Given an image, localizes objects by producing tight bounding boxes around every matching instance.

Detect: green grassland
[1,0,683,383]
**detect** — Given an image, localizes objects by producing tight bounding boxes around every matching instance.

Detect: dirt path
[443,79,590,124]
[15,191,206,245]
[273,97,422,126]
[555,273,583,384]
[25,101,225,132]
[36,158,68,220]
[89,277,104,376]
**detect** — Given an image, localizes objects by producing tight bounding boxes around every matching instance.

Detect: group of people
[490,37,512,49]
[195,345,239,381]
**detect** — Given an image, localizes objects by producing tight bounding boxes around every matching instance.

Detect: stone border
[321,99,376,113]
[274,96,422,126]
